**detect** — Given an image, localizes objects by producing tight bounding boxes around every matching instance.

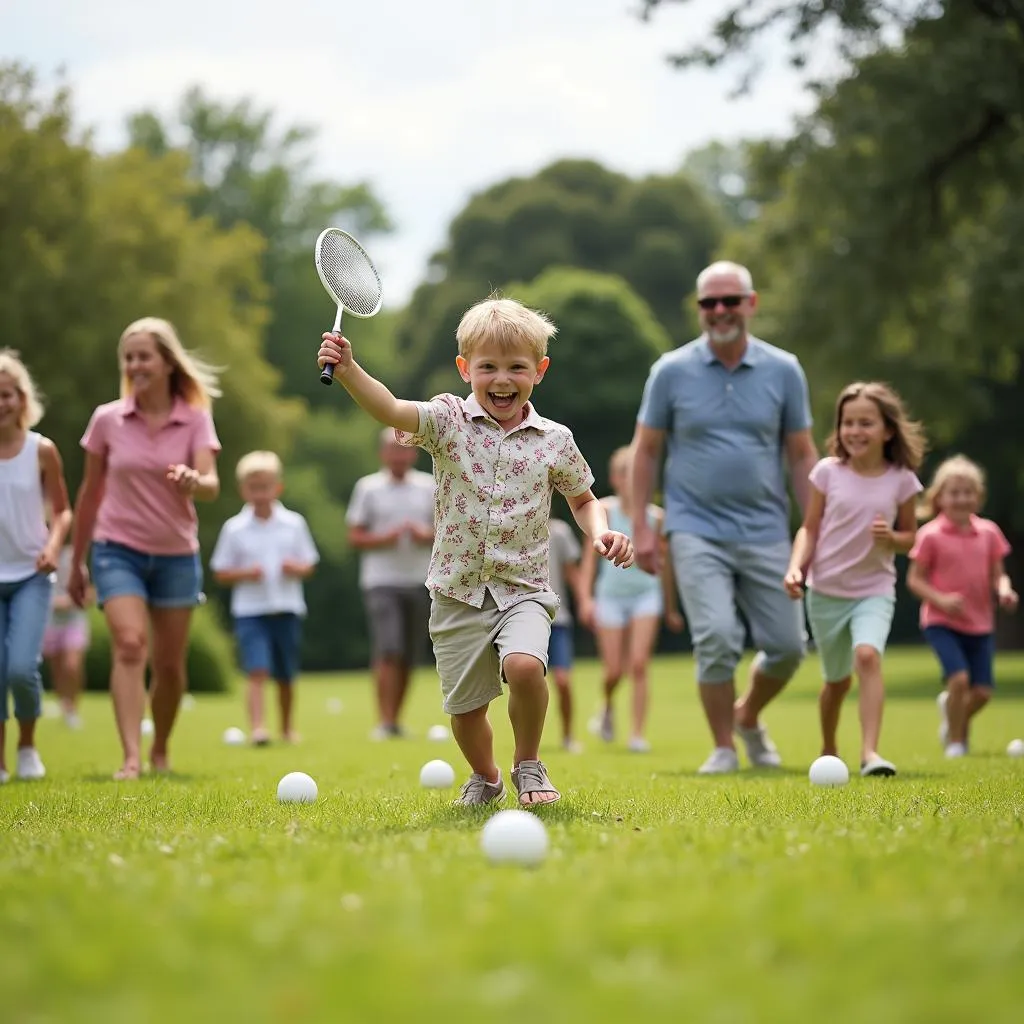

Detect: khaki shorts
[429,591,555,715]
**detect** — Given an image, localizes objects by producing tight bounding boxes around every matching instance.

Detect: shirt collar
[122,393,191,423]
[936,512,980,535]
[240,500,284,524]
[698,335,761,368]
[463,393,548,432]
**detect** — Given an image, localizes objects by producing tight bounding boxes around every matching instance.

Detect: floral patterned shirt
[395,393,595,610]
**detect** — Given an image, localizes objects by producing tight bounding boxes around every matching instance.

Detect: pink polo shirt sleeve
[81,398,221,556]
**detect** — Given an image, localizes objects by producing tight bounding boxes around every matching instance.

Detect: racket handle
[320,362,336,386]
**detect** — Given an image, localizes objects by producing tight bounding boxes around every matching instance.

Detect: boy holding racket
[317,297,634,806]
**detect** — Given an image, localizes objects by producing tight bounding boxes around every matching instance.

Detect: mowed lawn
[3,647,1023,1024]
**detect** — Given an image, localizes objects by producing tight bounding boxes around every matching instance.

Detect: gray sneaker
[455,771,506,806]
[736,723,782,767]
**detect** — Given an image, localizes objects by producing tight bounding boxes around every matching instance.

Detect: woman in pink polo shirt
[68,318,222,780]
[907,456,1018,759]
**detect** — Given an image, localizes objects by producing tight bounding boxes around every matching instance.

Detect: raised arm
[318,333,420,434]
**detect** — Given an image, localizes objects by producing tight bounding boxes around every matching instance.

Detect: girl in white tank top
[0,350,73,782]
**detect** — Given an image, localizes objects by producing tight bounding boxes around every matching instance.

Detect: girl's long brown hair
[826,381,926,471]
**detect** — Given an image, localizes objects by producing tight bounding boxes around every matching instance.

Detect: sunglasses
[697,295,748,311]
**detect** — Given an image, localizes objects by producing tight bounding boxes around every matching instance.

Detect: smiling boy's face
[456,339,549,430]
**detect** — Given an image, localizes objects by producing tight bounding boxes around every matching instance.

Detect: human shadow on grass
[375,796,588,836]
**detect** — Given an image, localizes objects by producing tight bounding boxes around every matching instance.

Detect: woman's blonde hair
[0,348,44,428]
[456,296,555,363]
[118,318,223,410]
[826,381,926,471]
[918,455,986,520]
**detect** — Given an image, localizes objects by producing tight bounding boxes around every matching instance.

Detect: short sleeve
[550,432,595,499]
[209,525,238,571]
[80,405,109,455]
[808,458,833,493]
[908,525,934,566]
[636,358,673,432]
[345,477,370,527]
[194,410,221,453]
[987,522,1011,565]
[782,359,813,435]
[898,470,924,503]
[394,394,458,457]
[295,516,320,565]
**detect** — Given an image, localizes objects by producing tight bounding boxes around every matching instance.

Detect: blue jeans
[0,572,53,722]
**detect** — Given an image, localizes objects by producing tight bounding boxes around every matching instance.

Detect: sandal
[455,771,506,806]
[511,759,560,806]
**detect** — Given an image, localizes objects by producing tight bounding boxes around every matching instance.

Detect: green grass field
[4,647,1023,1024]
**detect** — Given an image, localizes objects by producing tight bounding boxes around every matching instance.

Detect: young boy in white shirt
[211,452,319,745]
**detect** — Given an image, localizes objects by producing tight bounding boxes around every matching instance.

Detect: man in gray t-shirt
[632,261,818,775]
[347,428,435,739]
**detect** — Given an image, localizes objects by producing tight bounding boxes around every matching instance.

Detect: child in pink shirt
[907,456,1017,758]
[785,382,924,777]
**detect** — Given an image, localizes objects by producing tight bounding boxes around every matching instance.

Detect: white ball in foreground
[1007,738,1024,758]
[481,809,549,867]
[325,697,344,715]
[222,726,246,746]
[419,759,456,789]
[277,771,318,804]
[809,754,850,787]
[426,724,450,742]
[141,718,155,737]
[181,694,196,711]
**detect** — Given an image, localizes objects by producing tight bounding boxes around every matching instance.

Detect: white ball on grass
[325,697,344,715]
[809,754,849,787]
[181,694,196,711]
[481,809,549,866]
[277,771,318,804]
[141,718,155,737]
[419,759,456,789]
[426,724,449,742]
[222,726,246,746]
[1007,738,1024,758]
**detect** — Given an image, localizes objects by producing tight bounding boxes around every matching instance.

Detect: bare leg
[855,645,885,763]
[505,652,557,805]
[451,704,498,780]
[595,624,626,710]
[148,607,193,773]
[247,671,269,741]
[699,681,737,749]
[945,670,971,745]
[53,649,86,716]
[627,615,660,741]
[375,657,404,728]
[966,687,992,721]
[103,596,150,780]
[819,676,851,755]
[277,681,296,740]
[17,718,37,749]
[552,668,573,742]
[734,662,789,730]
[395,661,412,725]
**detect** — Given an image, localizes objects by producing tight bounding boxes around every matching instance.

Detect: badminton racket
[315,227,383,385]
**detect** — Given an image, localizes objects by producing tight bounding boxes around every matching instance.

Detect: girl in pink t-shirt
[68,318,222,781]
[907,456,1017,759]
[785,382,925,777]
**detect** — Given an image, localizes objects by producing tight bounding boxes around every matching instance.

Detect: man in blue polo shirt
[631,261,818,774]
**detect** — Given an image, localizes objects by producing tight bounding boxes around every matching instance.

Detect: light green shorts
[805,590,896,684]
[428,591,555,715]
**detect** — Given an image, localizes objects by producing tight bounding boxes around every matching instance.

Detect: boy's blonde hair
[0,349,44,428]
[236,450,283,484]
[609,445,634,474]
[119,317,223,411]
[456,296,556,363]
[918,455,986,520]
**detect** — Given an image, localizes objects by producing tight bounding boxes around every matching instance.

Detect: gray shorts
[429,592,554,715]
[363,585,430,664]
[669,532,805,685]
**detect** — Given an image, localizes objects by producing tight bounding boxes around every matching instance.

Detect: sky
[4,0,821,307]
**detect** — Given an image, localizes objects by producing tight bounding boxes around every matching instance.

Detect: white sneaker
[937,690,949,747]
[944,742,967,759]
[860,755,897,777]
[64,711,83,730]
[599,708,614,743]
[0,769,8,784]
[627,737,651,753]
[698,747,740,774]
[561,738,584,754]
[735,723,782,767]
[16,747,46,780]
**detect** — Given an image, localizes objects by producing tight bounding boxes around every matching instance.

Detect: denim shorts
[233,613,303,683]
[923,626,995,688]
[805,590,896,684]
[594,589,663,629]
[547,624,574,671]
[91,540,203,609]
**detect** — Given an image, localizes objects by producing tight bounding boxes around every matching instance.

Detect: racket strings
[318,234,382,317]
